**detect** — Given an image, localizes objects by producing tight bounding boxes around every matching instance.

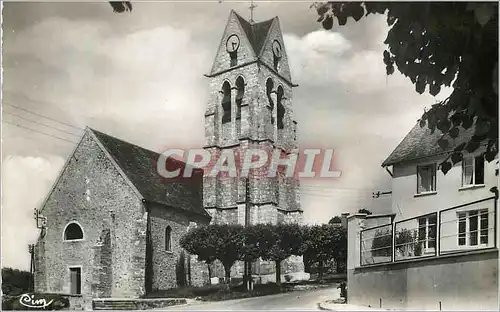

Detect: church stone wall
[34,131,147,298]
[147,204,209,291]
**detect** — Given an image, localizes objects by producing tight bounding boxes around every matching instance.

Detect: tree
[1,268,33,296]
[261,223,304,285]
[328,216,342,224]
[358,208,372,215]
[313,2,498,173]
[109,1,132,13]
[180,225,218,285]
[181,224,245,287]
[303,224,347,280]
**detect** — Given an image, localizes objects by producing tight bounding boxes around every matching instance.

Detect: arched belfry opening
[266,78,275,125]
[235,77,245,120]
[277,86,285,130]
[221,81,231,124]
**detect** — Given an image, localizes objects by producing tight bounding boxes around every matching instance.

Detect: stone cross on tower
[249,0,257,23]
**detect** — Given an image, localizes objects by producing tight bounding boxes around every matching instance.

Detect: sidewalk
[318,299,393,311]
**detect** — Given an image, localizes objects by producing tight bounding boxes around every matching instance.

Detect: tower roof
[233,11,276,56]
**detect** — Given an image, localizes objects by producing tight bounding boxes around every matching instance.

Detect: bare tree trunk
[207,263,212,285]
[224,266,231,290]
[318,261,324,281]
[275,260,282,285]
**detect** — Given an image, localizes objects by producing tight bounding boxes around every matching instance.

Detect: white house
[347,123,498,310]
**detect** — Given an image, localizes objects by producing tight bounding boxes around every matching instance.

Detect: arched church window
[235,77,245,120]
[277,86,285,130]
[221,81,231,124]
[266,78,275,125]
[272,40,282,71]
[165,226,172,251]
[63,222,84,241]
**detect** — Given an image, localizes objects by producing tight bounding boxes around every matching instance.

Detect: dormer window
[226,34,240,67]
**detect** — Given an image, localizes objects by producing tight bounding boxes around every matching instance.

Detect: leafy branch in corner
[109,1,132,13]
[313,2,498,174]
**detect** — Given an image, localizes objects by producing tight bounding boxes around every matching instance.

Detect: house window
[462,156,485,186]
[417,164,436,193]
[69,267,81,295]
[64,222,83,241]
[417,215,437,251]
[165,226,172,251]
[458,209,489,246]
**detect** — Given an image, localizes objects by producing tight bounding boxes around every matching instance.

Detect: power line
[3,103,84,131]
[3,111,83,137]
[3,120,79,144]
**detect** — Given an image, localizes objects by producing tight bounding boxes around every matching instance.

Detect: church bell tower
[203,10,303,227]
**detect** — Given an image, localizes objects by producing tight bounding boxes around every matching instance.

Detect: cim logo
[19,293,54,309]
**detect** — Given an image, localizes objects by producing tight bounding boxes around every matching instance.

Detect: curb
[317,302,333,311]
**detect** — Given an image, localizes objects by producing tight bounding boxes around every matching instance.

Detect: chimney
[341,213,349,228]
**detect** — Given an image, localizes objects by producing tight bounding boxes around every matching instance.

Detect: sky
[1,1,450,270]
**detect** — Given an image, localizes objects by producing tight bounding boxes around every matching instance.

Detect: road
[160,286,340,311]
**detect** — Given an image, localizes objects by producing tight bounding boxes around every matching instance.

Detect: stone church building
[33,10,307,299]
[34,128,211,298]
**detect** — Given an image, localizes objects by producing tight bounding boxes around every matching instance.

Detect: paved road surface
[159,286,340,310]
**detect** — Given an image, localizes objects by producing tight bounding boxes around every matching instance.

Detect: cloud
[1,156,65,270]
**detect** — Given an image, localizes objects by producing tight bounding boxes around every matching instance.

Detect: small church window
[266,78,275,125]
[63,222,84,241]
[277,86,285,130]
[221,82,231,124]
[165,226,172,251]
[236,77,245,119]
[230,51,238,67]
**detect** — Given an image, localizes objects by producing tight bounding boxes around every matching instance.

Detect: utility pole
[244,177,253,291]
[28,244,35,292]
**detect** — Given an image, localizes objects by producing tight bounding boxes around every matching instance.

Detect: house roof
[90,129,210,219]
[234,11,275,56]
[382,123,477,167]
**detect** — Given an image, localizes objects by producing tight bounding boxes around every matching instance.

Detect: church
[33,10,306,300]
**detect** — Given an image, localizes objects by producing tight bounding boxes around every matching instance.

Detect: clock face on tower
[272,40,282,58]
[226,34,240,53]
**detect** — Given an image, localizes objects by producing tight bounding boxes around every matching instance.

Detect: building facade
[202,10,306,282]
[34,128,211,299]
[347,123,499,310]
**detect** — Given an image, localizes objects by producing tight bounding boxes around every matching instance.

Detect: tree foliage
[328,216,342,224]
[1,268,33,296]
[303,224,347,280]
[109,1,132,13]
[180,225,218,265]
[358,208,372,215]
[261,223,304,285]
[314,2,498,173]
